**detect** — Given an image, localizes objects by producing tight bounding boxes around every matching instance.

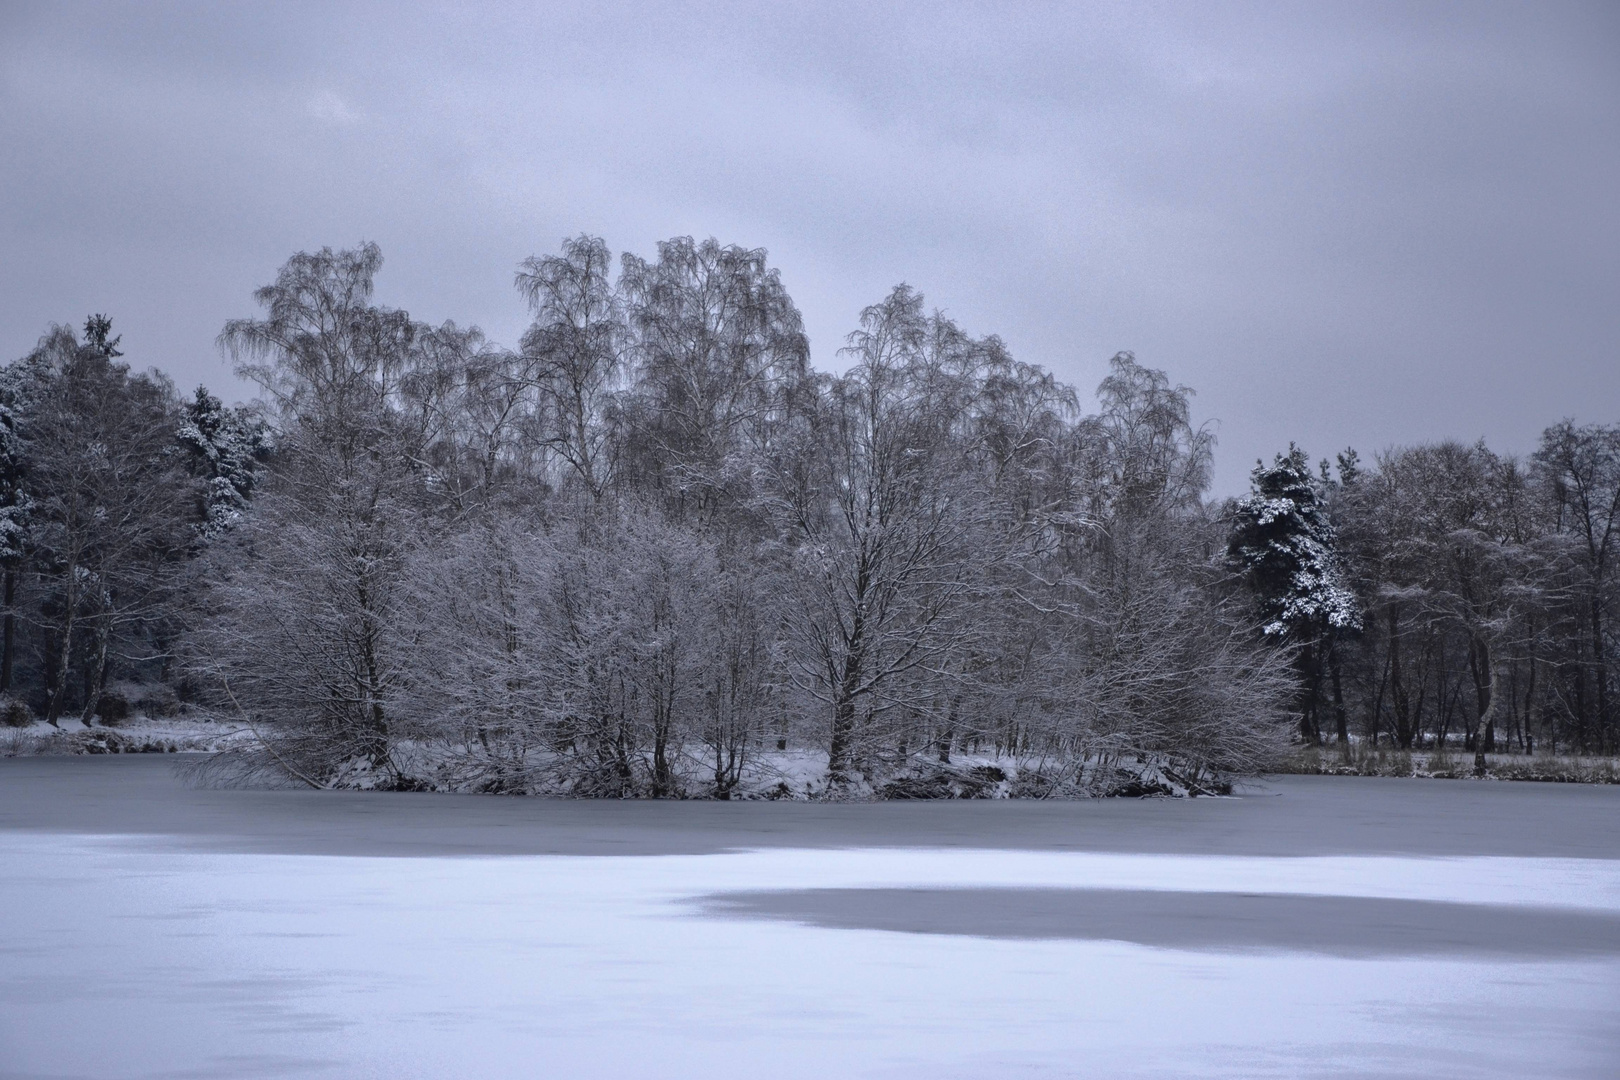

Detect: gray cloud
[2,0,1616,491]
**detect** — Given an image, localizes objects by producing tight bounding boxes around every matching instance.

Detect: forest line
[4,237,1616,794]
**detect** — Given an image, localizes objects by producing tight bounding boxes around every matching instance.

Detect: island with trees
[3,238,1616,795]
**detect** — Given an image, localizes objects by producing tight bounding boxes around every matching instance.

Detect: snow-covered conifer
[1229,445,1362,640]
[176,386,270,537]
[1228,445,1363,742]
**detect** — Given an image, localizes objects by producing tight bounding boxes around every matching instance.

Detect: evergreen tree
[0,356,40,694]
[82,314,123,359]
[177,386,270,537]
[1229,445,1362,742]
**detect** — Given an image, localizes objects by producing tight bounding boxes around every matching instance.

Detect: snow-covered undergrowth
[1282,743,1620,784]
[0,714,249,758]
[217,741,1237,799]
[0,713,1251,797]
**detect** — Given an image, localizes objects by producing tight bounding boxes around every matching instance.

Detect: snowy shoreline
[6,714,1620,793]
[5,756,1620,860]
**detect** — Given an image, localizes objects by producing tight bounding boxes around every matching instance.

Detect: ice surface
[700,887,1620,956]
[6,756,1620,858]
[1,758,1618,1079]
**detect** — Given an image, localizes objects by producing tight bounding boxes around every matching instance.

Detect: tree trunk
[653,725,671,796]
[1298,638,1321,744]
[1390,608,1414,749]
[1592,591,1611,753]
[1473,642,1506,776]
[1522,652,1538,754]
[79,614,111,726]
[1467,636,1491,752]
[0,568,15,694]
[937,693,960,764]
[353,571,391,772]
[652,665,674,798]
[45,577,78,727]
[827,650,862,781]
[1330,639,1349,751]
[827,586,868,782]
[1370,631,1391,749]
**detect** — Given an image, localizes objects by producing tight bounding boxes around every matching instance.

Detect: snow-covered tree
[1230,446,1362,638]
[0,354,41,693]
[177,386,270,538]
[19,320,194,724]
[763,287,997,783]
[1228,445,1363,742]
[618,236,809,522]
[207,245,428,781]
[515,235,627,501]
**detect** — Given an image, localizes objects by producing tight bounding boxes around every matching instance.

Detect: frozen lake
[2,758,1618,1079]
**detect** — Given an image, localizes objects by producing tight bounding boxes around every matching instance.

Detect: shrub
[131,684,181,717]
[0,697,32,728]
[94,693,132,724]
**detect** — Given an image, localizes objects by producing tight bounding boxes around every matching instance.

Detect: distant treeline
[2,238,1614,793]
[1254,429,1620,769]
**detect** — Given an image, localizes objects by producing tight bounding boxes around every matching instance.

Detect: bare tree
[209,244,431,782]
[1534,422,1620,753]
[516,235,627,501]
[620,237,809,521]
[766,287,1001,782]
[180,238,1382,795]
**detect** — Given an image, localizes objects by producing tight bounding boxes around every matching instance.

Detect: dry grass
[1279,742,1620,784]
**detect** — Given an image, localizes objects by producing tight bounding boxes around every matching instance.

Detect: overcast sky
[2,1,1616,492]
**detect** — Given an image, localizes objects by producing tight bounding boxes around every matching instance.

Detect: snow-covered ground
[2,761,1618,1078]
[0,714,250,757]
